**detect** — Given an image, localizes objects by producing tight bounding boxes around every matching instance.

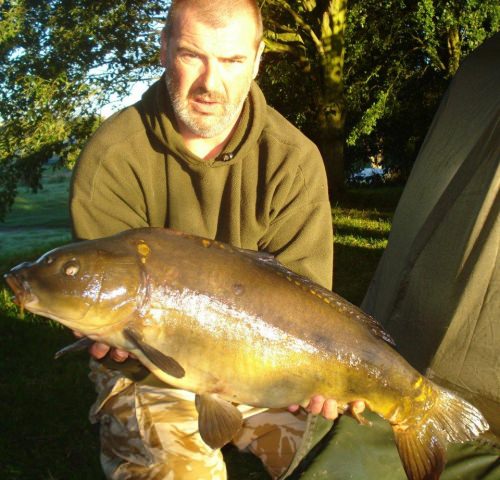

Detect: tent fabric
[293,412,499,480]
[289,33,499,480]
[361,32,500,435]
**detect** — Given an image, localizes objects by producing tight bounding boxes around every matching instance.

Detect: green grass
[0,308,101,479]
[332,187,401,304]
[0,175,401,479]
[0,168,72,271]
[0,169,98,479]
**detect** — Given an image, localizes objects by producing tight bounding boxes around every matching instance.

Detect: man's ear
[160,28,168,67]
[252,41,265,79]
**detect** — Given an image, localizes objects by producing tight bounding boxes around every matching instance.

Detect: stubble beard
[165,70,251,138]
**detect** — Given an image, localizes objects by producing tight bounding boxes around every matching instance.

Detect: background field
[0,169,72,270]
[0,171,401,479]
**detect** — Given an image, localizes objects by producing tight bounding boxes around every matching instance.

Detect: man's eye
[180,51,198,61]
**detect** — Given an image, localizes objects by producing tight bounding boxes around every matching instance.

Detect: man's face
[161,7,264,139]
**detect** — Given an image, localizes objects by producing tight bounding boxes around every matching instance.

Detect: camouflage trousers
[89,360,308,480]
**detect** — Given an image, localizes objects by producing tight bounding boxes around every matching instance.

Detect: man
[70,1,355,478]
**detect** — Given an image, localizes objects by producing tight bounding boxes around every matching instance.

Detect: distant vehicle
[348,167,385,186]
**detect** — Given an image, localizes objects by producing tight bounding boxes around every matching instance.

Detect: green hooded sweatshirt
[70,77,333,289]
[70,77,335,478]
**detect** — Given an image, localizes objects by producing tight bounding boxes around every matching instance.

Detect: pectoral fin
[54,336,94,359]
[123,327,185,378]
[195,394,243,450]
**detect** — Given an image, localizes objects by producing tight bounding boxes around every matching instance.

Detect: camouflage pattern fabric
[89,360,308,479]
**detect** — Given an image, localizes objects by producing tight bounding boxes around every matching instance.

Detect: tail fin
[393,387,489,480]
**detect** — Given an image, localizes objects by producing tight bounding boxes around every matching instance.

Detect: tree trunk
[262,0,348,198]
[447,26,461,76]
[317,0,347,199]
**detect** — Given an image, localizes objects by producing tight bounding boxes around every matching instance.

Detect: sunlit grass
[331,189,401,304]
[333,207,391,250]
[336,233,388,249]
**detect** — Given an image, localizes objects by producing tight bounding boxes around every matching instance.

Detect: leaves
[260,0,498,182]
[0,0,498,219]
[344,0,498,175]
[0,0,165,220]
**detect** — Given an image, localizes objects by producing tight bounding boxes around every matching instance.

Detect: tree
[261,0,348,196]
[1,1,497,220]
[261,0,499,187]
[344,0,499,178]
[0,0,165,220]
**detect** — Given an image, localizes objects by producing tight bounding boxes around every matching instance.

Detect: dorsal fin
[235,247,396,347]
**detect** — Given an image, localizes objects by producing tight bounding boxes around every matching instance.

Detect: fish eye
[62,260,80,277]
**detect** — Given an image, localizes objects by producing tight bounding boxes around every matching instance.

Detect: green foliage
[1,0,498,218]
[0,0,166,220]
[260,0,499,179]
[344,0,499,175]
[346,90,390,147]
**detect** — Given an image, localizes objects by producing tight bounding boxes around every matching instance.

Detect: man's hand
[73,331,131,362]
[89,342,131,362]
[288,395,366,421]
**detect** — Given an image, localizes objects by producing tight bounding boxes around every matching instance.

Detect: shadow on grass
[335,224,389,241]
[334,243,385,306]
[335,187,404,213]
[0,309,102,479]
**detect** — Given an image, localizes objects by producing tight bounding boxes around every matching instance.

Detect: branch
[264,36,304,57]
[269,0,324,55]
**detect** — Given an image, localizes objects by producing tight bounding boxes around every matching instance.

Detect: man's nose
[199,59,223,92]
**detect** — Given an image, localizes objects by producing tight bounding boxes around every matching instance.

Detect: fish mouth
[3,272,36,313]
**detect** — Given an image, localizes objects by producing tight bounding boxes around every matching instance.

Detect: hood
[138,73,267,168]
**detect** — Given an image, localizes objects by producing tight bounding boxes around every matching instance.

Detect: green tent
[361,31,499,438]
[292,32,499,480]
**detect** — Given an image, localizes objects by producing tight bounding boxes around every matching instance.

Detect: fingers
[351,400,365,415]
[74,333,132,363]
[89,342,111,359]
[321,398,339,420]
[289,396,366,422]
[349,400,370,425]
[289,396,365,422]
[306,395,339,420]
[88,341,130,362]
[307,394,325,415]
[110,348,130,362]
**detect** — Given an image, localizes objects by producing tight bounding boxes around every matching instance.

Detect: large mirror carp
[4,227,489,480]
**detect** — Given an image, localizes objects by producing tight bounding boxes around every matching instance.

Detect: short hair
[164,0,263,46]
